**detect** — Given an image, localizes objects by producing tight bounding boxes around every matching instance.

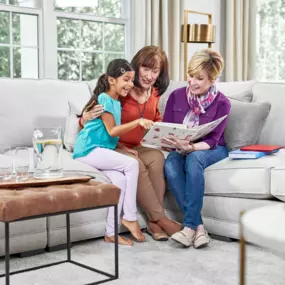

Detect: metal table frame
[0,204,118,285]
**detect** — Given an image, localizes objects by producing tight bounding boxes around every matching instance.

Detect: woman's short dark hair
[131,46,170,96]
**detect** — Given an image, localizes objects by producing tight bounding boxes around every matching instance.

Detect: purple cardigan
[162,87,231,149]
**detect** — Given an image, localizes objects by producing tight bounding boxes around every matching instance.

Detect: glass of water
[33,127,63,179]
[14,147,30,182]
[0,145,13,181]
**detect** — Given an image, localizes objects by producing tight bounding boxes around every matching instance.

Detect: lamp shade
[181,24,215,43]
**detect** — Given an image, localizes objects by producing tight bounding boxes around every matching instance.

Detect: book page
[141,115,227,148]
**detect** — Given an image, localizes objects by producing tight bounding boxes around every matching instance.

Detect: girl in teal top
[73,59,153,246]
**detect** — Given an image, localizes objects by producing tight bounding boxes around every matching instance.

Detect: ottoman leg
[114,204,119,279]
[5,222,10,285]
[66,213,71,262]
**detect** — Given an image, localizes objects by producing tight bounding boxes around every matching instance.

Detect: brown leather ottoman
[0,181,120,285]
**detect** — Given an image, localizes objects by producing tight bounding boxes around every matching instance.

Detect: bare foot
[157,217,182,235]
[121,219,145,242]
[104,235,133,246]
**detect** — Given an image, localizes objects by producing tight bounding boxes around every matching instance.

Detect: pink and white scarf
[183,84,218,128]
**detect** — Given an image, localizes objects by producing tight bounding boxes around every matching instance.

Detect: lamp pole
[183,10,214,81]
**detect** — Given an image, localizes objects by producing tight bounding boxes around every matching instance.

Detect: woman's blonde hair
[187,49,224,80]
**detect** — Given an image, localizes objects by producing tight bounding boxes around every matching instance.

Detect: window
[55,0,122,18]
[0,1,39,78]
[55,0,127,81]
[256,0,285,81]
[0,0,130,80]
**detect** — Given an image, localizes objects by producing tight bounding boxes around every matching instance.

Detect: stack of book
[229,145,283,160]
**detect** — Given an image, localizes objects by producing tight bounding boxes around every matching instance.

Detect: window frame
[0,0,131,80]
[0,3,43,78]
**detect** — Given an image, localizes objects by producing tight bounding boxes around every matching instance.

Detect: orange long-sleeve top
[119,88,162,148]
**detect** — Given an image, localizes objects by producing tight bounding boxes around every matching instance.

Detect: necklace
[136,87,151,118]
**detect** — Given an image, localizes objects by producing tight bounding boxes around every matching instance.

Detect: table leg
[240,212,246,285]
[5,222,10,285]
[114,204,119,279]
[66,213,71,262]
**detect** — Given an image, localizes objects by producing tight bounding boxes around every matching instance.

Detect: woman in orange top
[81,46,181,241]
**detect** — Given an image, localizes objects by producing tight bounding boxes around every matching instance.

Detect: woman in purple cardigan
[162,49,231,248]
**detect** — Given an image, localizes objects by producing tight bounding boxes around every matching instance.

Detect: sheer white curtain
[131,0,185,80]
[225,0,257,81]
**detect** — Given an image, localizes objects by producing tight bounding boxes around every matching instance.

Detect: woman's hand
[82,104,104,125]
[126,148,138,157]
[161,135,193,152]
[138,118,154,129]
[161,146,174,152]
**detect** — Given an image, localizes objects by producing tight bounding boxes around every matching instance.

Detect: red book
[240,144,283,152]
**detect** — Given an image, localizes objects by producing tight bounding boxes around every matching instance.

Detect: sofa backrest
[253,82,285,146]
[0,78,90,148]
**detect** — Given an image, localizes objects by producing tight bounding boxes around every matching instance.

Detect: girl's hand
[82,104,104,125]
[161,135,193,152]
[138,118,154,130]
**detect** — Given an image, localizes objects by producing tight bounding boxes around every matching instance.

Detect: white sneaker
[193,230,211,249]
[171,228,195,247]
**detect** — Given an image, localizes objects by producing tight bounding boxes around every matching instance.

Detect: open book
[141,115,227,148]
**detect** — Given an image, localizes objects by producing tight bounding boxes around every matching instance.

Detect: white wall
[183,0,226,80]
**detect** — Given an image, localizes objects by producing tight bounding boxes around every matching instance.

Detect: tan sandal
[146,227,169,241]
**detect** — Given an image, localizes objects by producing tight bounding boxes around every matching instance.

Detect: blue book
[229,149,279,160]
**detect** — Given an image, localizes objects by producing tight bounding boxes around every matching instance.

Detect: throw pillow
[225,100,271,150]
[88,79,97,96]
[64,102,81,152]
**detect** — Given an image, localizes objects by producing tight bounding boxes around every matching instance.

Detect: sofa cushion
[252,82,285,147]
[225,100,271,150]
[204,149,285,199]
[64,102,81,152]
[216,80,255,98]
[0,79,90,148]
[158,80,187,117]
[227,90,253,102]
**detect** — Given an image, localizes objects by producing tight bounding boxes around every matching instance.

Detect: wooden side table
[240,204,285,285]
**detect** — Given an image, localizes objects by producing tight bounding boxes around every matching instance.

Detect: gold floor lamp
[181,10,216,80]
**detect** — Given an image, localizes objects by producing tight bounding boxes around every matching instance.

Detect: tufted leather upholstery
[0,181,120,222]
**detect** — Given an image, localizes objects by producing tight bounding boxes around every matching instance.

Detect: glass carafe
[33,127,63,179]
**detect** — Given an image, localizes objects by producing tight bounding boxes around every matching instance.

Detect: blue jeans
[164,146,228,230]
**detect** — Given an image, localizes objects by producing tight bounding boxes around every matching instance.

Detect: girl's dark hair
[80,59,133,116]
[131,46,170,96]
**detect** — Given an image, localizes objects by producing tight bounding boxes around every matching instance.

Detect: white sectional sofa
[0,78,284,256]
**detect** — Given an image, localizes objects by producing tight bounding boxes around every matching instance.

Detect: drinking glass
[0,145,13,181]
[14,147,30,182]
[33,127,63,179]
